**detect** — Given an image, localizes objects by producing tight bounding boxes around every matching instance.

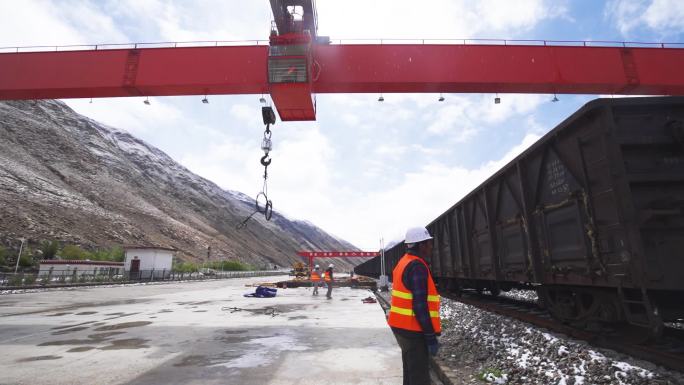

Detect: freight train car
[358,97,684,334]
[354,242,405,279]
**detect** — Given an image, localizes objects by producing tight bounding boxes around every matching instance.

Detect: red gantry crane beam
[296,251,379,273]
[1,44,684,108]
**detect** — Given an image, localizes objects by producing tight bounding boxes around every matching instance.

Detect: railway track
[443,290,684,373]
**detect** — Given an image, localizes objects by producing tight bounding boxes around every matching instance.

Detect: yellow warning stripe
[392,290,440,302]
[390,306,440,319]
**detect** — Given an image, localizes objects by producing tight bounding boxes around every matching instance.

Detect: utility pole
[379,236,388,291]
[14,238,25,274]
[206,246,211,272]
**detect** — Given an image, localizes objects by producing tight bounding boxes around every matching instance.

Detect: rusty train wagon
[361,97,684,334]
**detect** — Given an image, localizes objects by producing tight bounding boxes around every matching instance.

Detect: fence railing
[1,38,682,53]
[0,269,287,289]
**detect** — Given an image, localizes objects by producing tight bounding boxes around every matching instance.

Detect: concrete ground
[0,277,402,385]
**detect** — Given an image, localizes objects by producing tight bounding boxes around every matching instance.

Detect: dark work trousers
[392,330,430,385]
[326,281,333,298]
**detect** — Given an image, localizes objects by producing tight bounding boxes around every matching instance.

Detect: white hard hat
[328,263,334,268]
[405,226,433,244]
[315,264,320,268]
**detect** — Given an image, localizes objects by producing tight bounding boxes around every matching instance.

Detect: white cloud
[426,104,477,140]
[0,0,126,47]
[606,0,684,37]
[180,139,260,198]
[424,94,544,139]
[105,0,271,42]
[65,97,183,136]
[229,104,256,123]
[319,132,543,249]
[318,0,567,40]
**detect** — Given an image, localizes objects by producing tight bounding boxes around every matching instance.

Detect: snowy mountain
[0,100,358,268]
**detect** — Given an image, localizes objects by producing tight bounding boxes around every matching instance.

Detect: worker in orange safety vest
[324,263,334,299]
[310,264,322,296]
[387,226,441,385]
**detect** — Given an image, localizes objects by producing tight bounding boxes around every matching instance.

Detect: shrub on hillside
[23,275,36,285]
[9,275,23,286]
[172,262,198,273]
[18,253,34,268]
[40,240,60,259]
[0,246,6,266]
[60,245,92,260]
[218,260,252,271]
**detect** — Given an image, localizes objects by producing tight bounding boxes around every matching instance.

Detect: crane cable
[236,122,274,230]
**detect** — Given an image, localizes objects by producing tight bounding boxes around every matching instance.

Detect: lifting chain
[237,121,274,230]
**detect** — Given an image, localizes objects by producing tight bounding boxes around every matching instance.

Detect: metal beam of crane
[1,43,683,117]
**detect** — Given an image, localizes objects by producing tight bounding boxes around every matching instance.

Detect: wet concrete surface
[0,277,402,385]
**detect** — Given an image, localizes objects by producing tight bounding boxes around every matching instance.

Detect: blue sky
[1,0,683,249]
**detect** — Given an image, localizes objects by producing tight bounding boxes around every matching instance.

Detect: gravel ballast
[437,291,684,384]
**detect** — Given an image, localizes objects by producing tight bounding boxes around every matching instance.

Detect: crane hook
[261,154,272,166]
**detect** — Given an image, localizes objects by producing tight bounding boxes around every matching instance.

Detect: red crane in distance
[1,0,683,121]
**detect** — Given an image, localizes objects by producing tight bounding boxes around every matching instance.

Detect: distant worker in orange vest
[310,264,322,296]
[324,263,334,299]
[387,226,441,385]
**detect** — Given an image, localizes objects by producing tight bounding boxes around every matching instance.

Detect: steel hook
[264,200,273,221]
[260,154,272,166]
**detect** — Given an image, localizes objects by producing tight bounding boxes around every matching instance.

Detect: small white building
[38,260,124,276]
[124,246,175,278]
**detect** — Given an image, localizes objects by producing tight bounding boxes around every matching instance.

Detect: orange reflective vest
[387,253,441,333]
[324,270,332,282]
[310,270,321,282]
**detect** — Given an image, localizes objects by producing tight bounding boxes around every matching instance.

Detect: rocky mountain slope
[0,100,358,268]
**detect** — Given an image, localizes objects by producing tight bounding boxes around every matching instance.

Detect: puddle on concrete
[88,331,126,340]
[340,298,350,301]
[51,321,95,330]
[93,321,152,331]
[288,316,308,320]
[99,338,149,350]
[75,311,98,315]
[39,339,94,346]
[39,329,127,347]
[217,329,250,344]
[158,309,173,313]
[173,352,242,367]
[173,354,208,367]
[67,346,95,353]
[176,301,214,306]
[4,299,149,317]
[224,330,247,335]
[51,326,90,335]
[104,312,140,320]
[192,310,208,313]
[219,335,253,344]
[105,312,125,316]
[149,316,157,319]
[46,312,72,317]
[16,355,62,362]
